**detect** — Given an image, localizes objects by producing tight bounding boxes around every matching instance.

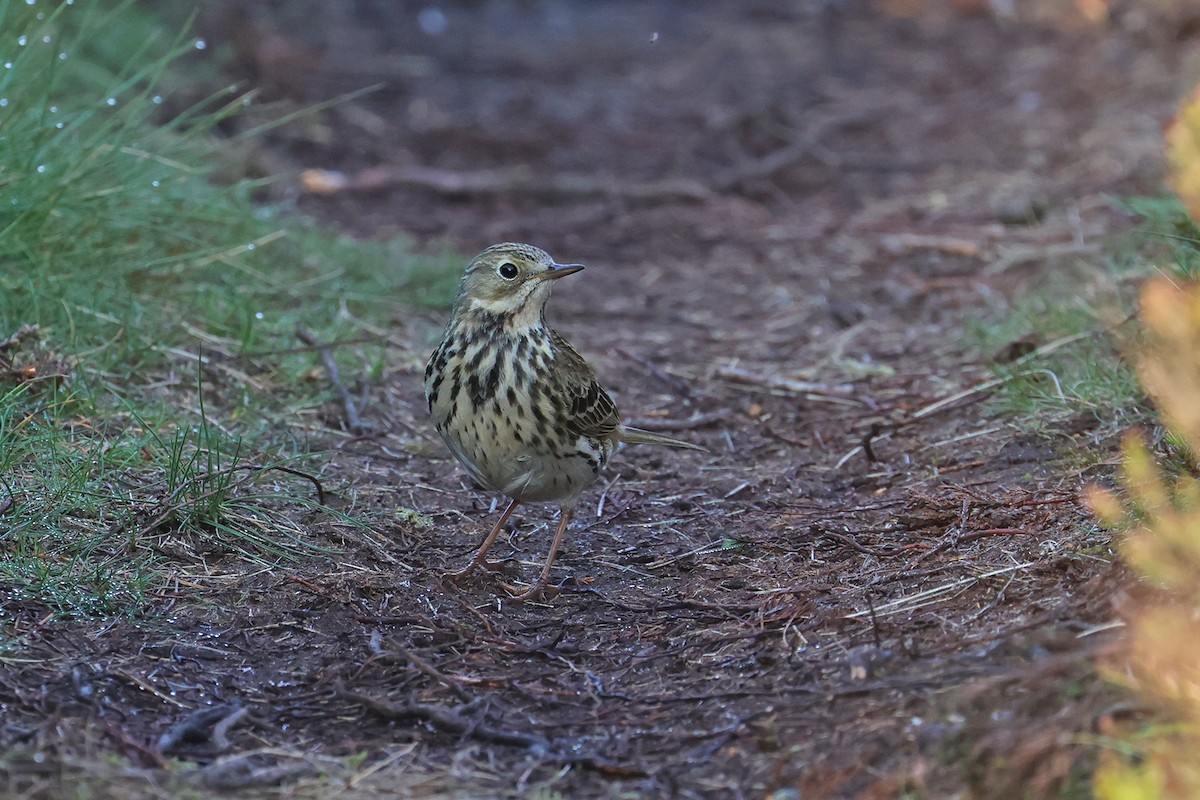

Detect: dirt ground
[4,1,1197,798]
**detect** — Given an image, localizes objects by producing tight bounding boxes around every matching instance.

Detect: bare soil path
[5,2,1196,798]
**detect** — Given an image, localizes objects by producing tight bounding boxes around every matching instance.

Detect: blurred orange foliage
[1089,279,1200,799]
[1167,86,1200,224]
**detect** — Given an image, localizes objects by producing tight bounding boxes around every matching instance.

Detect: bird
[424,242,704,601]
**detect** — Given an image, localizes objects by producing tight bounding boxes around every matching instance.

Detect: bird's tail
[619,426,708,452]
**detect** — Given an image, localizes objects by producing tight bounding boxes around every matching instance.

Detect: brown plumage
[424,242,703,601]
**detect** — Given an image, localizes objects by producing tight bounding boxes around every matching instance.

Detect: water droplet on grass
[418,7,447,36]
[246,243,256,251]
[17,36,27,46]
[36,165,45,173]
[194,39,206,50]
[152,95,162,104]
[151,180,160,187]
[106,97,116,106]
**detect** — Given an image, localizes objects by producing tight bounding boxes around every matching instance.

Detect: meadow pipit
[425,243,704,601]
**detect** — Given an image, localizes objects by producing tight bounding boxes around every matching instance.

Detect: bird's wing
[549,330,621,441]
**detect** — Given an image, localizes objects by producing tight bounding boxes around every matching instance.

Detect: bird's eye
[497,262,519,280]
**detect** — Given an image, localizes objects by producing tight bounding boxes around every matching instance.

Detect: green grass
[0,0,459,621]
[972,196,1200,437]
[972,293,1142,433]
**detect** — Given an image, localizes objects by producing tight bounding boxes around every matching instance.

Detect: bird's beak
[543,263,585,280]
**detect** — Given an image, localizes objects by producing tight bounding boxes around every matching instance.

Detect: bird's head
[453,243,584,325]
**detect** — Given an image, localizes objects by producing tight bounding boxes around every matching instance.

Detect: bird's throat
[464,292,547,333]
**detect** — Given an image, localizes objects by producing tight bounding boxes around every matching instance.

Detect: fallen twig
[906,527,1037,568]
[614,346,697,399]
[879,232,985,258]
[910,376,1005,420]
[338,686,542,749]
[624,409,731,432]
[194,754,318,791]
[372,635,473,702]
[715,366,859,400]
[247,464,327,505]
[296,327,371,434]
[845,562,1034,620]
[982,241,1099,277]
[959,527,1034,544]
[158,704,249,754]
[910,364,1079,422]
[816,527,902,558]
[210,706,251,752]
[238,335,387,360]
[301,164,713,204]
[708,107,921,191]
[338,686,646,777]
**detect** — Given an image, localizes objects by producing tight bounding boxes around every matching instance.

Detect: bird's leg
[507,505,573,602]
[446,497,520,579]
